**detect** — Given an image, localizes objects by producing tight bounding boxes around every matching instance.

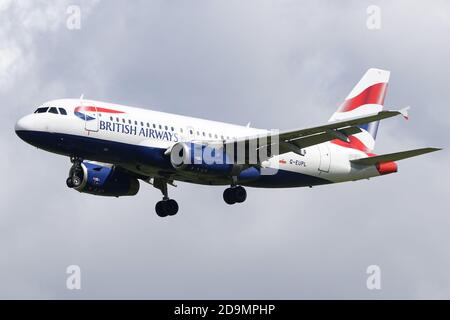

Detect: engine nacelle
[74,162,139,197]
[169,142,236,175]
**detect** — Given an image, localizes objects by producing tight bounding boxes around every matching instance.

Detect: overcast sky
[1,0,449,299]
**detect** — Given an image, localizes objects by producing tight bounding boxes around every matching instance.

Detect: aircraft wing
[221,108,410,157]
[350,147,441,165]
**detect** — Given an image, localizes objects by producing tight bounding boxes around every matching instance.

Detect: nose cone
[15,115,35,143]
[15,116,29,132]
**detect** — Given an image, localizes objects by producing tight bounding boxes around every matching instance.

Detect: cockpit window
[58,108,67,115]
[34,107,48,113]
[48,107,58,114]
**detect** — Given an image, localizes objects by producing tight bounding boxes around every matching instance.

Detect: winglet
[399,106,410,120]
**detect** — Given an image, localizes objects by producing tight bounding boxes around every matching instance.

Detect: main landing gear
[223,185,247,205]
[153,178,179,217]
[66,157,84,189]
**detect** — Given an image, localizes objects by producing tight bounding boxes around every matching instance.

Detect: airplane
[15,68,440,217]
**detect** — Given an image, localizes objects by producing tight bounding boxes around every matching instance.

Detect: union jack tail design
[329,68,390,153]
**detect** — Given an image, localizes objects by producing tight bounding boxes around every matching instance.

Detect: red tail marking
[339,82,388,112]
[331,136,370,153]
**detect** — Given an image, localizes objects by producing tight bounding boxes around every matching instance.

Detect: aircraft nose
[15,116,28,132]
[15,115,35,141]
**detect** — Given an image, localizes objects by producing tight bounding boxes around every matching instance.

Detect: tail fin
[329,68,390,153]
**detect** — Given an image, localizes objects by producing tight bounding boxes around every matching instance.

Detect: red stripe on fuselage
[339,82,388,112]
[332,136,398,174]
[74,106,125,114]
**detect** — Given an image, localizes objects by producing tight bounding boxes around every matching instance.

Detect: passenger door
[318,143,331,173]
[84,106,99,132]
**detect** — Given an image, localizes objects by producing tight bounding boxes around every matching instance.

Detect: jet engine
[70,162,139,197]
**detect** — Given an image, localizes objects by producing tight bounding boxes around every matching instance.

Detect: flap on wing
[288,126,362,149]
[277,109,406,142]
[350,147,441,165]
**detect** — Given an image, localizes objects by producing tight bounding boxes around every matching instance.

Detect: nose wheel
[223,186,247,205]
[66,157,84,189]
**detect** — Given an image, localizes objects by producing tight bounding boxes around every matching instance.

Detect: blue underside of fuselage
[15,130,331,188]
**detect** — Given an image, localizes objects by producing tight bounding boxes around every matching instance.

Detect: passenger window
[171,127,174,131]
[190,130,193,135]
[214,134,218,139]
[35,107,48,113]
[58,108,67,115]
[159,125,162,129]
[116,117,119,122]
[122,118,126,123]
[147,123,150,127]
[202,132,206,137]
[165,125,168,130]
[128,119,132,124]
[209,133,212,138]
[141,122,144,126]
[135,121,138,125]
[153,124,156,129]
[180,128,183,133]
[110,116,113,121]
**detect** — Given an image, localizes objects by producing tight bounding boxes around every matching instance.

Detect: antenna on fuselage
[246,122,251,128]
[79,94,84,106]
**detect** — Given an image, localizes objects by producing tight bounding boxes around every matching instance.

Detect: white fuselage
[15,98,383,188]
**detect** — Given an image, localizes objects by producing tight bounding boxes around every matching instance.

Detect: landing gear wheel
[155,201,168,217]
[66,177,74,188]
[223,186,247,205]
[166,199,179,216]
[155,199,179,217]
[234,186,247,203]
[72,175,82,188]
[223,188,236,205]
[67,156,84,189]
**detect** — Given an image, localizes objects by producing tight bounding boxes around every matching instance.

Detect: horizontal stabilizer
[350,147,441,165]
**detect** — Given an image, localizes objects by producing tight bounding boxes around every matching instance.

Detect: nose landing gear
[66,157,84,189]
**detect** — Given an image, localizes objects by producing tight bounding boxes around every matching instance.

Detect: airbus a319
[15,69,440,217]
